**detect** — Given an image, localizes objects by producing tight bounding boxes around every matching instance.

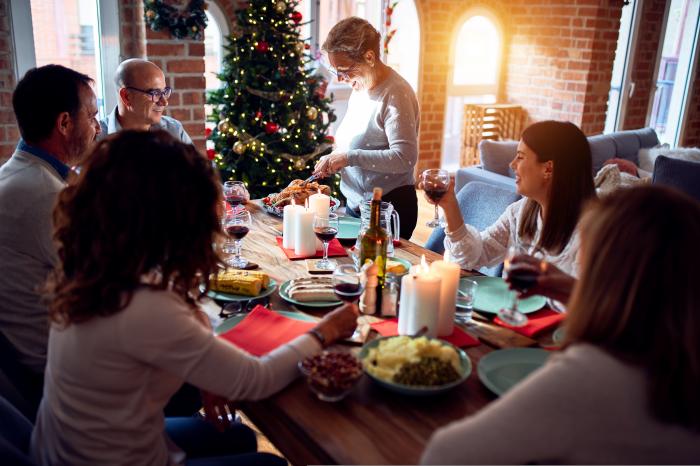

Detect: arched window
[204,2,230,92]
[442,12,502,170]
[385,0,420,91]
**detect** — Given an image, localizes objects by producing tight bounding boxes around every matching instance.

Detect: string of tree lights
[207,0,338,199]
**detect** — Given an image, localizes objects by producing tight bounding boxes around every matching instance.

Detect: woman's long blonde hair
[565,186,700,430]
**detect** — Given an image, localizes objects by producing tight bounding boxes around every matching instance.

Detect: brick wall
[1,0,698,163]
[416,0,624,170]
[504,1,623,135]
[0,0,16,160]
[622,0,666,130]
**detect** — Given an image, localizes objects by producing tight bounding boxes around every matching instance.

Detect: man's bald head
[115,59,169,128]
[114,59,164,88]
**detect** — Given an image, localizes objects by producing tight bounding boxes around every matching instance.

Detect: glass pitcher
[355,200,400,256]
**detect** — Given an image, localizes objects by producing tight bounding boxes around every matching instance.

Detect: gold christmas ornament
[275,1,286,13]
[295,42,305,54]
[217,120,231,132]
[233,141,247,155]
[294,158,306,169]
[305,107,318,120]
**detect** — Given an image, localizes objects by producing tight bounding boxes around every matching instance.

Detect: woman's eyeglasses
[125,86,173,102]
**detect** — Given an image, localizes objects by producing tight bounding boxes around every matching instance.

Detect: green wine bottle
[359,187,389,316]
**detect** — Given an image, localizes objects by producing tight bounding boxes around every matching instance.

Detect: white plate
[477,348,549,396]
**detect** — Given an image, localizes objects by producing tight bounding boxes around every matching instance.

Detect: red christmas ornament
[206,148,216,160]
[290,11,302,23]
[304,43,310,49]
[205,127,212,137]
[255,111,263,119]
[324,135,335,144]
[264,121,279,134]
[255,41,269,52]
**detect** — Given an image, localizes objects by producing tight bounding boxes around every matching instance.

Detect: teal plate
[279,279,343,308]
[458,276,546,314]
[206,278,277,303]
[337,216,362,241]
[215,309,316,335]
[358,336,471,396]
[477,348,549,396]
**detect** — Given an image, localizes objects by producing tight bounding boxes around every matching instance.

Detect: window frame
[9,0,121,117]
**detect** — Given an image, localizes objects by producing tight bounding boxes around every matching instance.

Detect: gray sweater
[422,344,700,464]
[335,68,420,210]
[0,148,65,373]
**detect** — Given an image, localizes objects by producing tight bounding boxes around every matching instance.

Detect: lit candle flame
[291,199,296,207]
[420,254,429,273]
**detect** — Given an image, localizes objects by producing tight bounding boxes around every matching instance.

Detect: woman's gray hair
[322,17,381,62]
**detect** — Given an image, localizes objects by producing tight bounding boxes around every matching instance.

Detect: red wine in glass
[334,283,363,302]
[507,264,539,292]
[314,226,338,243]
[226,195,246,207]
[424,187,448,203]
[226,225,250,240]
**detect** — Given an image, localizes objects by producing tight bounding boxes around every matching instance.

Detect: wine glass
[223,181,249,211]
[499,242,543,327]
[333,264,364,303]
[313,213,339,270]
[224,210,252,269]
[420,169,450,228]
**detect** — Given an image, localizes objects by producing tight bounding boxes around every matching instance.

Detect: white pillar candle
[408,271,441,338]
[398,255,441,338]
[294,208,316,257]
[398,272,414,334]
[282,201,303,249]
[431,259,461,336]
[308,189,330,218]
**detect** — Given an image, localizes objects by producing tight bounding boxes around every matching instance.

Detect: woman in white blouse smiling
[424,120,596,277]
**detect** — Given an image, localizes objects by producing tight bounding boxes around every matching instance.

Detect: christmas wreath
[144,0,208,41]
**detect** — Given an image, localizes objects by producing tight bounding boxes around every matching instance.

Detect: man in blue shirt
[0,65,101,417]
[99,59,192,143]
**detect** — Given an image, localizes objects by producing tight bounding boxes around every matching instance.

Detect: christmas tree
[207,0,337,199]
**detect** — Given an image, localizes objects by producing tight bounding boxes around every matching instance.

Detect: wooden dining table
[222,201,555,465]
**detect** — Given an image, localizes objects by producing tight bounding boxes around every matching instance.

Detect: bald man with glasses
[99,59,192,143]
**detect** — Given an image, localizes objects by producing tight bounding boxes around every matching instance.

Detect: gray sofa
[455,127,660,192]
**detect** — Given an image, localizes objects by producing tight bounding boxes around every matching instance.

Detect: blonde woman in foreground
[422,186,700,464]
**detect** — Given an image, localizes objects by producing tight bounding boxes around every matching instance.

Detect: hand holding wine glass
[499,243,543,327]
[420,169,450,228]
[224,210,252,269]
[313,213,339,270]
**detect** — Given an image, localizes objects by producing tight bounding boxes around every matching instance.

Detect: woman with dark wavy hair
[423,186,700,464]
[31,131,358,466]
[424,120,595,277]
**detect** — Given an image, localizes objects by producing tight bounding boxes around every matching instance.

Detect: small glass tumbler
[455,279,478,324]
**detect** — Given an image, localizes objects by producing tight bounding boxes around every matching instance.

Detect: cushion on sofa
[588,135,617,173]
[478,139,517,177]
[611,131,642,163]
[638,146,700,173]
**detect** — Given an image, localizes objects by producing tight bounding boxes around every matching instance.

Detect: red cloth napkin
[275,236,348,260]
[218,305,316,356]
[494,308,564,337]
[370,318,480,348]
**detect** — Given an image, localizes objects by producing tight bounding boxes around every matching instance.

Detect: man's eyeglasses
[125,86,172,102]
[323,61,359,81]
